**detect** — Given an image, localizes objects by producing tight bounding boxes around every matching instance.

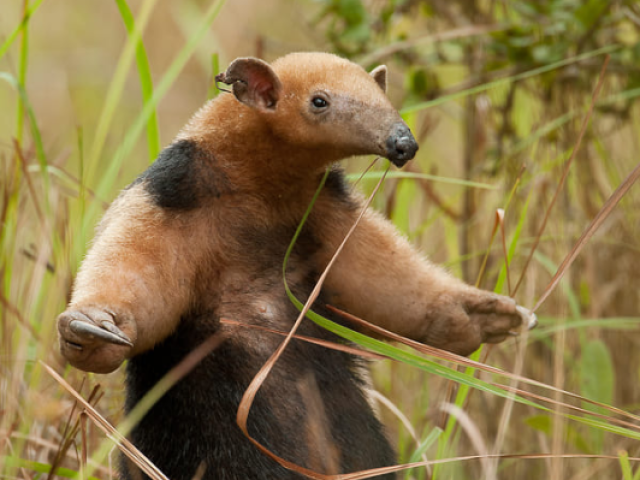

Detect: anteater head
[216,52,418,167]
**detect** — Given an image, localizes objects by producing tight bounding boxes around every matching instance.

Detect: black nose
[385,123,418,167]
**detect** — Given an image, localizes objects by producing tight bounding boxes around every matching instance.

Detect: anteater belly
[123,298,396,480]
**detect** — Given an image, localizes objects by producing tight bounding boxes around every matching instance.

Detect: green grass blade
[404,427,442,480]
[87,0,160,180]
[0,0,45,61]
[0,72,49,193]
[295,298,542,406]
[411,428,442,463]
[208,52,220,99]
[281,168,331,281]
[620,451,634,480]
[95,0,227,201]
[170,1,222,71]
[564,413,640,441]
[114,0,161,162]
[494,189,532,294]
[14,0,30,144]
[300,303,640,439]
[119,0,227,157]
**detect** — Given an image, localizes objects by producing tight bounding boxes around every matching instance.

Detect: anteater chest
[182,207,325,345]
[211,217,329,341]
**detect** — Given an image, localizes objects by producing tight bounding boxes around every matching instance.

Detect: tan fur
[319,199,517,353]
[58,52,531,373]
[60,186,204,371]
[56,52,537,480]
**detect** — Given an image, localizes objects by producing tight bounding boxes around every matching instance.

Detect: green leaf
[574,0,609,30]
[531,44,552,63]
[581,339,615,452]
[342,22,370,44]
[580,339,614,408]
[525,414,552,434]
[336,0,367,25]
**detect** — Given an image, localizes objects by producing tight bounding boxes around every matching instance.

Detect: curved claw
[516,305,538,330]
[69,320,133,347]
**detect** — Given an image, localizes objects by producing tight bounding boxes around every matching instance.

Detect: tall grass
[1,1,640,480]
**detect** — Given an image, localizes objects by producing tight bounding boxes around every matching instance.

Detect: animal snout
[385,123,418,167]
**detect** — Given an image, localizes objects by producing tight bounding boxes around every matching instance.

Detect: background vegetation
[2,0,640,479]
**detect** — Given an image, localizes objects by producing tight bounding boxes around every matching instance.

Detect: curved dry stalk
[41,331,224,480]
[233,163,391,479]
[41,362,169,480]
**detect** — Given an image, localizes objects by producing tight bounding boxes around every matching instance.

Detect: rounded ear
[370,65,387,93]
[216,58,282,110]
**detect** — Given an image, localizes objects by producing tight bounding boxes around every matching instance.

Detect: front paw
[57,306,136,374]
[466,292,537,337]
[423,292,536,356]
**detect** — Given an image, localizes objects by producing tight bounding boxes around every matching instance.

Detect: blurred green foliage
[2,1,640,479]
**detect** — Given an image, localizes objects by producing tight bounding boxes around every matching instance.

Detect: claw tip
[69,320,133,347]
[516,305,538,330]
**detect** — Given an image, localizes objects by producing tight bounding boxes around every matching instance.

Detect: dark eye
[312,96,328,109]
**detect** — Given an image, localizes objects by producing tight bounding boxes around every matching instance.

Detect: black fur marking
[324,166,356,208]
[234,221,322,278]
[138,140,229,210]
